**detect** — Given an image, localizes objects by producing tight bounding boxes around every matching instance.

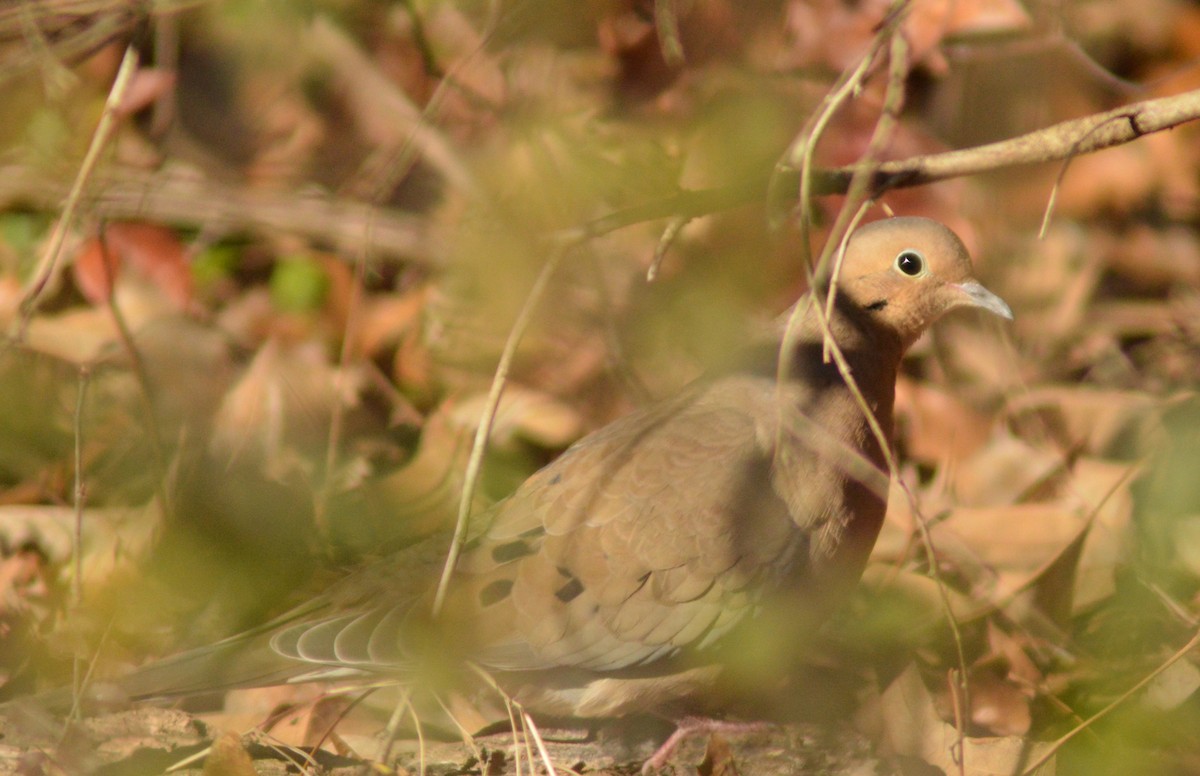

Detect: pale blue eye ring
[895,249,925,276]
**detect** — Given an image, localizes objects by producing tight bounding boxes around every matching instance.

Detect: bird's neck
[779,293,905,414]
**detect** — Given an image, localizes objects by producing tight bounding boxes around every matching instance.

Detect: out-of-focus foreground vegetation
[1,0,1200,773]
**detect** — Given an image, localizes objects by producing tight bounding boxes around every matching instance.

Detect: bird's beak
[952,281,1013,320]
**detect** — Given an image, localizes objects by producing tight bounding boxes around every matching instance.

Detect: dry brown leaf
[889,454,1132,620]
[202,731,257,776]
[1008,386,1159,458]
[878,664,1056,776]
[927,317,1022,398]
[73,223,194,311]
[928,504,1072,606]
[1085,300,1185,341]
[906,0,1032,73]
[0,549,49,619]
[942,0,1032,34]
[896,377,995,465]
[950,433,1063,506]
[781,0,887,72]
[210,340,366,474]
[0,505,158,595]
[395,325,440,409]
[933,503,1088,583]
[1175,514,1200,579]
[242,73,325,188]
[859,565,983,623]
[986,621,1044,691]
[365,289,438,409]
[303,695,357,751]
[599,0,741,102]
[19,307,118,364]
[115,67,177,118]
[357,287,428,359]
[1055,143,1162,219]
[351,409,475,543]
[1143,657,1200,712]
[315,253,356,334]
[1068,458,1137,612]
[451,386,584,450]
[964,671,1032,737]
[994,224,1099,356]
[203,685,303,733]
[1103,224,1200,292]
[968,456,1135,622]
[698,732,741,776]
[783,0,1028,78]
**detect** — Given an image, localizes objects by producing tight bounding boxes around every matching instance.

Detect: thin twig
[1020,627,1200,776]
[433,692,483,762]
[784,32,884,249]
[522,711,559,776]
[432,246,568,616]
[380,686,416,769]
[17,44,139,333]
[654,0,685,67]
[1038,113,1139,239]
[307,16,475,195]
[70,364,90,700]
[409,695,427,776]
[778,5,907,466]
[306,690,376,757]
[782,21,977,772]
[96,228,174,521]
[69,371,89,596]
[316,211,372,541]
[470,663,542,776]
[648,214,690,281]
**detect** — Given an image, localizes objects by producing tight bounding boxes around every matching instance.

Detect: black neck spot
[865,299,888,311]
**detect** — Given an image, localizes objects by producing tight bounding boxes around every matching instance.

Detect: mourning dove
[100,217,1013,764]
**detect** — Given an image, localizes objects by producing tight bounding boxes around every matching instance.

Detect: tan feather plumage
[107,217,1011,740]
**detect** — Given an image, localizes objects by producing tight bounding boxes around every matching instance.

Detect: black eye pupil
[897,250,923,276]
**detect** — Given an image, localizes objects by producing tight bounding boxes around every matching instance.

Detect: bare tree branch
[577,88,1200,239]
[0,0,205,86]
[0,164,437,265]
[2,90,1197,266]
[815,87,1200,192]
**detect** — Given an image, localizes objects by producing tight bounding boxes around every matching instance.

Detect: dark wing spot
[479,579,514,607]
[865,299,888,311]
[549,473,563,485]
[624,571,652,602]
[556,565,573,578]
[555,576,585,603]
[492,540,536,563]
[519,526,546,539]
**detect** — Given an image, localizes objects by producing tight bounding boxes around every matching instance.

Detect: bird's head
[830,216,1012,349]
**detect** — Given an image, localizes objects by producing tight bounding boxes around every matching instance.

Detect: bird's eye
[895,249,925,277]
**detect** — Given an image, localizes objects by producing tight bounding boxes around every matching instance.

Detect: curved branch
[578,88,1200,239]
[3,90,1197,264]
[812,87,1200,193]
[0,164,436,265]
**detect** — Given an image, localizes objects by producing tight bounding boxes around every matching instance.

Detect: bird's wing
[264,375,814,677]
[441,375,809,673]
